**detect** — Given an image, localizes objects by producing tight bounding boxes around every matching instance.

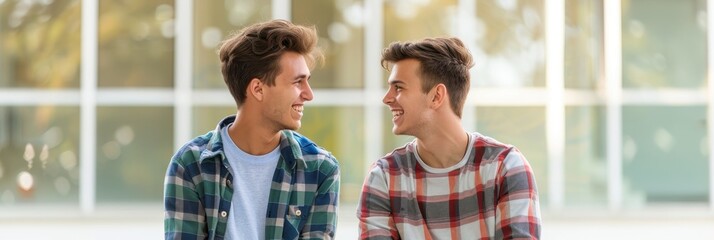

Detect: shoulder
[470,132,517,162]
[470,132,532,170]
[171,131,216,167]
[370,142,414,174]
[289,131,339,173]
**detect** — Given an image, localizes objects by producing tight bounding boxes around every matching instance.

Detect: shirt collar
[198,115,305,170]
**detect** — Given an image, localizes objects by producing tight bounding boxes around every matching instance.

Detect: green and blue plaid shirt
[164,116,340,240]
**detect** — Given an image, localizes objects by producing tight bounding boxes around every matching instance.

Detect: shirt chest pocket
[285,205,310,232]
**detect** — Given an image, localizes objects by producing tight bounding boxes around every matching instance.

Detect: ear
[429,84,447,109]
[247,78,264,102]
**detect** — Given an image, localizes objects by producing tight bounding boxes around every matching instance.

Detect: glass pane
[293,0,364,89]
[98,0,174,87]
[565,106,607,207]
[193,107,236,137]
[96,107,173,203]
[622,0,706,89]
[0,0,81,88]
[193,0,272,89]
[384,0,456,43]
[564,0,603,89]
[475,107,548,203]
[622,106,708,205]
[299,107,364,203]
[0,106,80,206]
[475,0,545,87]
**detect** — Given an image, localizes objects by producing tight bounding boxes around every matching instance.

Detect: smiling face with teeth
[383,59,432,136]
[260,51,314,132]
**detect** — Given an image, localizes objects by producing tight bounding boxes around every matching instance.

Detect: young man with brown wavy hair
[164,20,340,240]
[357,37,541,239]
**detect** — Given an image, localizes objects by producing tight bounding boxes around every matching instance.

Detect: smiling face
[261,51,314,131]
[382,59,432,136]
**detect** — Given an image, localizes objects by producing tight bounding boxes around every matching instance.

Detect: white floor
[1,204,713,239]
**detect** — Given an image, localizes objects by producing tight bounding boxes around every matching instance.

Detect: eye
[394,85,402,91]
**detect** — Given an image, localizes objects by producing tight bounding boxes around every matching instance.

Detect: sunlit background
[1,0,713,239]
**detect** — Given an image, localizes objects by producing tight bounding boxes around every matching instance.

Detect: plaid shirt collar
[198,115,306,170]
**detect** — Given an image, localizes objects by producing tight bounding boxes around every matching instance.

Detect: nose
[382,89,393,105]
[302,81,314,101]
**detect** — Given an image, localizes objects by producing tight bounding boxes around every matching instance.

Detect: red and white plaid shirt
[357,132,541,239]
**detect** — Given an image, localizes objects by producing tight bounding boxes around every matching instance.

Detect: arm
[299,161,340,239]
[357,161,400,240]
[494,148,542,239]
[164,157,207,240]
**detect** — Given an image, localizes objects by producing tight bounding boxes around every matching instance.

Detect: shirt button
[295,210,301,216]
[220,211,228,218]
[226,180,232,188]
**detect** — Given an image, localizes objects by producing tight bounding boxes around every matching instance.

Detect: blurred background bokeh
[1,0,713,239]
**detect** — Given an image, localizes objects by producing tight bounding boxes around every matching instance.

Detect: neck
[229,107,281,155]
[415,115,469,168]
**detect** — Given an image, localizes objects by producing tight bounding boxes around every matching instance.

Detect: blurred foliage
[98,0,174,87]
[193,0,271,89]
[293,0,364,89]
[0,0,83,205]
[564,0,603,90]
[476,0,546,87]
[96,107,173,203]
[477,0,544,56]
[0,0,81,88]
[0,107,80,205]
[384,0,456,43]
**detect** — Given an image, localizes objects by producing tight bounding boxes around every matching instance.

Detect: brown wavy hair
[381,37,474,117]
[218,19,322,107]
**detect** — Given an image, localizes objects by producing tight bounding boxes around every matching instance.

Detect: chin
[392,127,405,135]
[285,122,301,131]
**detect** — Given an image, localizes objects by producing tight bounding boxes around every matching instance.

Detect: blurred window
[475,0,546,87]
[96,107,172,203]
[565,0,603,89]
[293,0,365,89]
[623,106,708,204]
[98,0,175,87]
[0,0,711,213]
[475,107,549,204]
[0,0,81,88]
[193,0,272,89]
[0,106,80,205]
[622,0,706,89]
[565,106,607,207]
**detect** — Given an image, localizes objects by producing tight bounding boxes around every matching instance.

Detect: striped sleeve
[164,153,207,240]
[357,160,400,240]
[494,148,542,239]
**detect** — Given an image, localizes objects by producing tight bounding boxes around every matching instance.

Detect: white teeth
[391,110,403,117]
[293,105,303,113]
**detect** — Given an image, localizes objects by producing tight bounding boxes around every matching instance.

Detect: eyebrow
[294,74,311,81]
[388,80,405,85]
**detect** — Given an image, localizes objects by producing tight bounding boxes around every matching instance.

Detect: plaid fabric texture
[164,116,340,240]
[357,132,541,239]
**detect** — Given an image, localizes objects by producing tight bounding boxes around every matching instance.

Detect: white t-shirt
[220,125,280,240]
